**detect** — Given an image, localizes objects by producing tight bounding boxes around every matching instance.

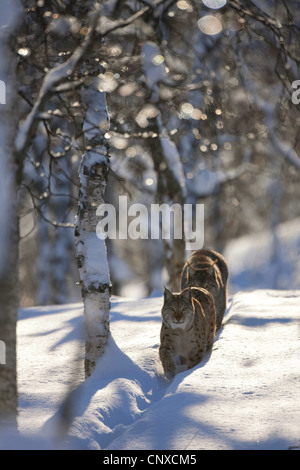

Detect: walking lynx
[181,249,228,330]
[159,286,216,379]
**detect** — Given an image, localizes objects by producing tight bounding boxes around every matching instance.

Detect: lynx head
[186,261,218,291]
[161,287,194,330]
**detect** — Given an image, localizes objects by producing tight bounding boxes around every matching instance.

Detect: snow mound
[14,290,300,450]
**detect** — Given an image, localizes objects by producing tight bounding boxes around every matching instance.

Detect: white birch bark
[75,79,111,378]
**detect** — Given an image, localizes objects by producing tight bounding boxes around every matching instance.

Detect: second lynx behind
[181,249,228,331]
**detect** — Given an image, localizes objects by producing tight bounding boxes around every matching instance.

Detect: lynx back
[181,249,228,330]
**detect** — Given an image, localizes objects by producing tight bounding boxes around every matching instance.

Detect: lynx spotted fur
[159,286,216,379]
[181,249,228,331]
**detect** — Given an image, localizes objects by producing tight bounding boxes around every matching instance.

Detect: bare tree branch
[14,5,103,172]
[236,43,300,172]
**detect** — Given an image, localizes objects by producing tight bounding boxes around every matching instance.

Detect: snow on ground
[16,303,85,435]
[224,217,300,293]
[12,289,300,450]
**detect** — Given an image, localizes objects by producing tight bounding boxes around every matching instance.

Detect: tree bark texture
[0,7,20,427]
[75,80,111,378]
[0,218,19,430]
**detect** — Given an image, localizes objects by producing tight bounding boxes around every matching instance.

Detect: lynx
[181,249,228,331]
[159,286,216,379]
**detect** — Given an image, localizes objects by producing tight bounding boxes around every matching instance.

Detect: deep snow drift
[4,289,300,450]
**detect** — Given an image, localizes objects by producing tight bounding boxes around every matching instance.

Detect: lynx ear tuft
[163,285,173,299]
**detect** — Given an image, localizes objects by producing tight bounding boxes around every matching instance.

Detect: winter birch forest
[0,0,300,446]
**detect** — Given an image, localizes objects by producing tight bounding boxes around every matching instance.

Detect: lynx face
[159,285,217,379]
[187,268,218,293]
[162,287,194,330]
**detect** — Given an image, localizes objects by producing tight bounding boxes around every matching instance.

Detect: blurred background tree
[16,0,300,306]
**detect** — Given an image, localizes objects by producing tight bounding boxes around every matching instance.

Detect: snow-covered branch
[142,41,186,200]
[15,6,102,162]
[14,1,173,176]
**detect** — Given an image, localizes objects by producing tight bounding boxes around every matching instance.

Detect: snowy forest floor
[5,290,300,450]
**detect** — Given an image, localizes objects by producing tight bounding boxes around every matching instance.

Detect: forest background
[1,0,300,427]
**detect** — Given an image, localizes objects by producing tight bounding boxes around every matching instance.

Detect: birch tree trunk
[0,1,20,429]
[0,126,19,429]
[0,214,19,430]
[75,79,111,378]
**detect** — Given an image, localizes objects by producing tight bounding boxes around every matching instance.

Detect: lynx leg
[159,344,176,379]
